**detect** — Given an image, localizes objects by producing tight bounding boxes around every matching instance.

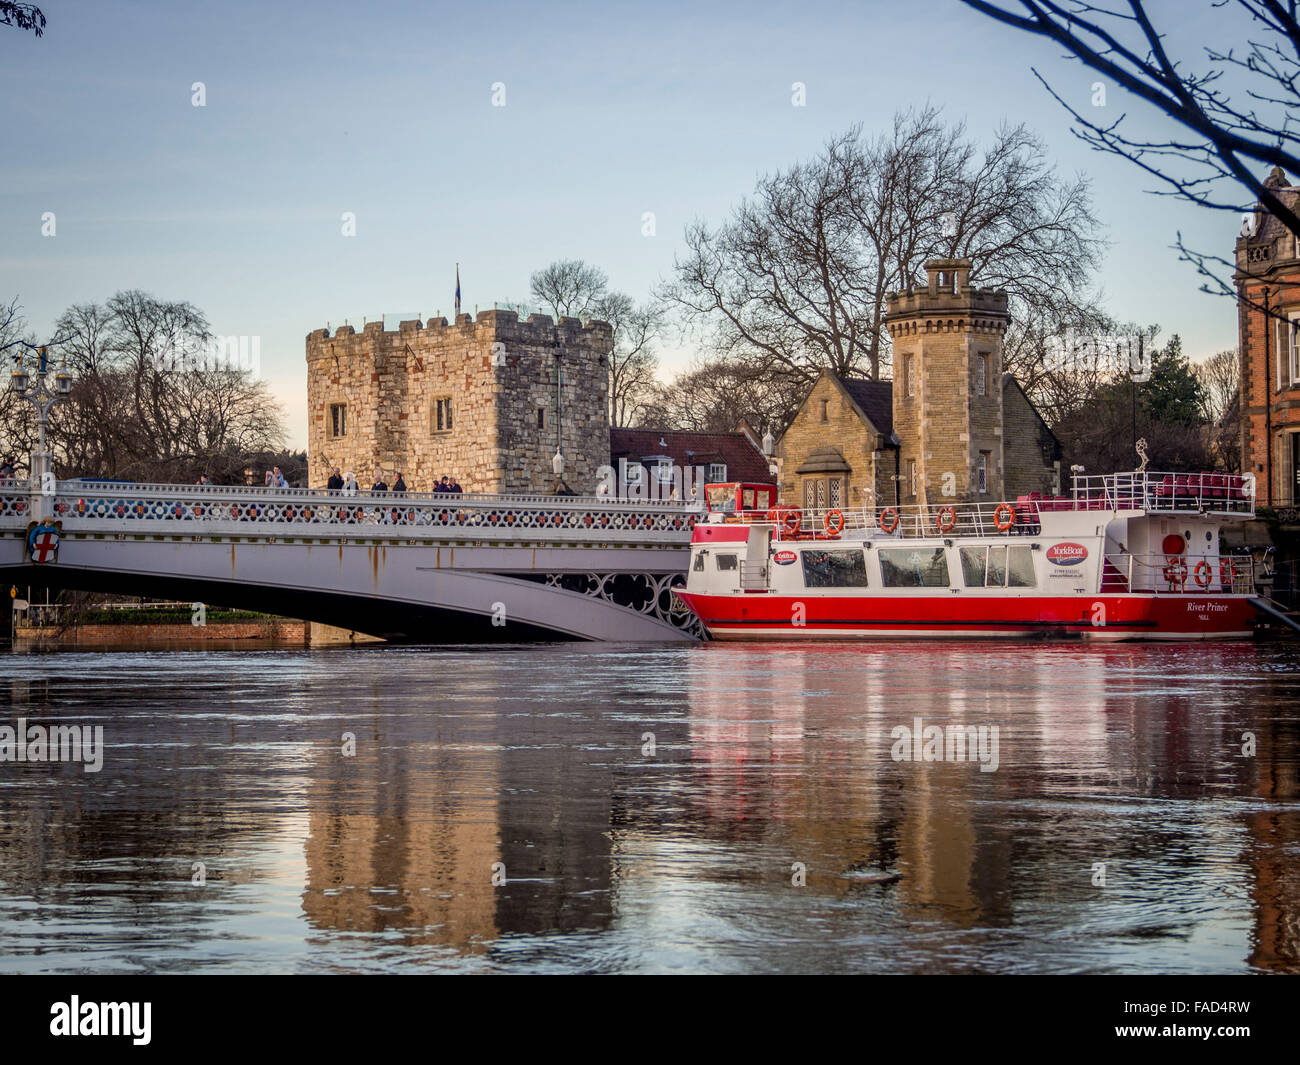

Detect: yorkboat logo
[50,996,151,1045]
[1046,542,1088,566]
[773,550,797,565]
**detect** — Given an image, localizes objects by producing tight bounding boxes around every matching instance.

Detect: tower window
[977,354,988,396]
[433,397,453,433]
[330,403,347,438]
[820,398,829,422]
[537,407,546,430]
[904,355,915,397]
[908,459,917,498]
[978,451,990,494]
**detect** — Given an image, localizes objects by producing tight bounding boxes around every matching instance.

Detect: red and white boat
[676,471,1264,641]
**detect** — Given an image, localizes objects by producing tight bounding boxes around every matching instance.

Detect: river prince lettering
[0,718,104,773]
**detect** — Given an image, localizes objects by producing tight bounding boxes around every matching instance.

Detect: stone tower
[885,259,1010,508]
[306,310,612,493]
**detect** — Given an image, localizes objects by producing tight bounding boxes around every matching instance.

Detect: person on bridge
[327,467,344,491]
[0,457,16,480]
[267,466,289,489]
[371,474,388,493]
[342,472,358,496]
[392,472,407,495]
[449,477,463,495]
[196,474,210,486]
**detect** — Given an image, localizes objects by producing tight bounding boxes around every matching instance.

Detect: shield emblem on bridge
[26,521,61,564]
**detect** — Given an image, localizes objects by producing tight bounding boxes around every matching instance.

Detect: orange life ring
[1164,561,1188,586]
[824,509,845,536]
[1193,559,1212,588]
[1219,558,1238,587]
[935,505,956,533]
[994,503,1016,531]
[767,506,802,536]
[878,507,899,534]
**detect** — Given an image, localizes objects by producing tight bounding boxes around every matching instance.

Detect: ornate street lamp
[9,345,73,517]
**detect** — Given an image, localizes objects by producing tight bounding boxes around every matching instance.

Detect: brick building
[609,426,774,488]
[776,259,1060,510]
[305,311,611,493]
[1236,166,1300,514]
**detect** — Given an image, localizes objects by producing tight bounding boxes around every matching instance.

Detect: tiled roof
[837,377,894,436]
[609,428,775,483]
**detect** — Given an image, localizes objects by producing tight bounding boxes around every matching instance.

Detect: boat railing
[738,561,768,590]
[1071,471,1255,516]
[1101,551,1255,595]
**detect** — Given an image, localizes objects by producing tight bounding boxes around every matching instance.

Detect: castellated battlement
[885,258,1010,328]
[306,308,612,348]
[306,308,612,494]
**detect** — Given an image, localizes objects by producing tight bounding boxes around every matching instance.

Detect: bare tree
[590,292,663,426]
[0,2,45,36]
[639,357,800,437]
[24,291,290,483]
[660,109,1104,414]
[529,260,609,320]
[961,0,1300,317]
[963,1,1300,237]
[1196,346,1243,470]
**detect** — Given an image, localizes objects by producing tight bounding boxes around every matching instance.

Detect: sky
[0,0,1261,448]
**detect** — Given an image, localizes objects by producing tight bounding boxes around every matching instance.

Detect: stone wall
[306,310,611,494]
[15,621,308,646]
[1002,378,1061,498]
[775,376,882,509]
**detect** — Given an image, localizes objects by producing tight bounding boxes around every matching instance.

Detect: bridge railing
[0,481,702,540]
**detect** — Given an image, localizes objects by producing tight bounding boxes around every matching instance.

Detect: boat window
[961,545,1037,587]
[959,547,987,587]
[1007,546,1036,587]
[801,549,869,588]
[986,545,1008,587]
[706,484,735,513]
[716,553,738,571]
[693,551,706,572]
[879,547,950,588]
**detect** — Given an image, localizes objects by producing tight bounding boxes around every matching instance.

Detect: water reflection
[0,642,1295,972]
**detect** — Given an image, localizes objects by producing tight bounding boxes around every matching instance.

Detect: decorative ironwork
[0,481,700,541]
[542,571,701,637]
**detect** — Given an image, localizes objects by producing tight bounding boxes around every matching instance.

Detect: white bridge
[0,480,703,642]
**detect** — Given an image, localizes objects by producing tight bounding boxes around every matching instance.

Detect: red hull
[676,592,1256,641]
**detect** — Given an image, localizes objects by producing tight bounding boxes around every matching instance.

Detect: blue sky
[1,0,1253,446]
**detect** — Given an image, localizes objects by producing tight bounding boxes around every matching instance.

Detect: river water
[0,641,1297,974]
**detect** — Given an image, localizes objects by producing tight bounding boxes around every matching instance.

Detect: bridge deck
[1,481,701,543]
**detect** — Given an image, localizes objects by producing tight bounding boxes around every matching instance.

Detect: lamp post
[9,345,73,520]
